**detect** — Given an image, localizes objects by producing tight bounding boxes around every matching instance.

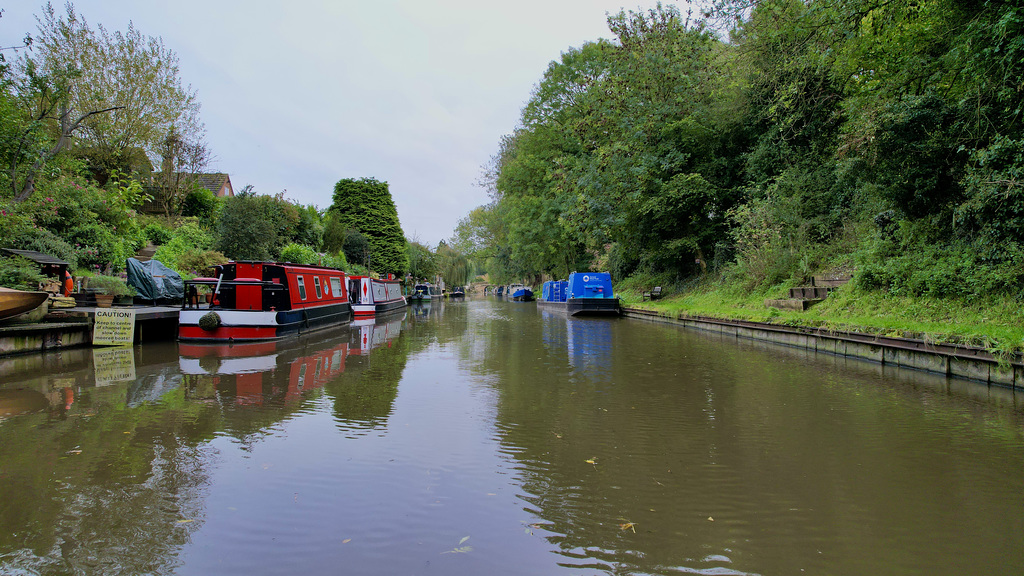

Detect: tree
[31,2,203,184]
[215,187,298,261]
[325,177,407,275]
[153,124,211,218]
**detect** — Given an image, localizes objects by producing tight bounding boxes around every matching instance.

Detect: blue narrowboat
[509,283,534,301]
[565,272,620,316]
[538,280,568,307]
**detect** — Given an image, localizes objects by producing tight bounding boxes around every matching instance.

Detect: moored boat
[565,272,620,316]
[409,282,442,302]
[179,261,352,342]
[449,286,465,299]
[348,276,407,318]
[0,287,49,322]
[509,283,534,302]
[538,280,568,308]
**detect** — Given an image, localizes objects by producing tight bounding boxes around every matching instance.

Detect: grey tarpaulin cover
[126,258,184,301]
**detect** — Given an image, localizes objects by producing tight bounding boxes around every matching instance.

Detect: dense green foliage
[325,178,408,275]
[469,1,1024,299]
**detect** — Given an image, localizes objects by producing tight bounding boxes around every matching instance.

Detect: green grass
[619,282,1024,355]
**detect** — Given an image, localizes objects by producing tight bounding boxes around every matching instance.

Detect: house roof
[2,248,70,266]
[195,173,232,196]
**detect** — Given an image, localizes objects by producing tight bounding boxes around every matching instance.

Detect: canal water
[1,298,1022,575]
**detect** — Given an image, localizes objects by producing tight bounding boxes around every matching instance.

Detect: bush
[86,274,136,296]
[176,250,228,278]
[181,186,220,221]
[153,220,215,274]
[280,243,348,270]
[0,256,47,290]
[143,222,174,245]
[280,243,319,265]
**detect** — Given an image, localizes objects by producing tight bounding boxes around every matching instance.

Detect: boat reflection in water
[349,310,406,355]
[539,307,614,379]
[179,311,406,406]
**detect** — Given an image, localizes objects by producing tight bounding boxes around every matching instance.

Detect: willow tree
[325,177,407,276]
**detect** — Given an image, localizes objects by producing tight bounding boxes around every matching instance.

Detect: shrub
[143,222,174,245]
[86,274,136,296]
[280,243,348,270]
[0,256,47,290]
[181,186,220,221]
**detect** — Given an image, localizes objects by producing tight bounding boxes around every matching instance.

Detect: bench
[642,286,662,301]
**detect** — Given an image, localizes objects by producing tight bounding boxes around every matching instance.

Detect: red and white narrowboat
[180,261,352,342]
[347,275,407,318]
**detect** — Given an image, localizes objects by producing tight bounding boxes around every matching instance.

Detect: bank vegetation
[453,0,1024,351]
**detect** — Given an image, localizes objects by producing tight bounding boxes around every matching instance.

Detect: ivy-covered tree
[325,177,407,275]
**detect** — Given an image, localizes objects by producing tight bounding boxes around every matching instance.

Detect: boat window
[297,275,307,300]
[331,277,343,298]
[314,276,323,299]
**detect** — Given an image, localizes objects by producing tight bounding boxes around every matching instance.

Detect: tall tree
[31,2,203,185]
[325,177,407,275]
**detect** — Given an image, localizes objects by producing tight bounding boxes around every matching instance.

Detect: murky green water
[1,299,1022,575]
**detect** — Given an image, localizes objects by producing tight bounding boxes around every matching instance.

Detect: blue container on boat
[567,272,614,299]
[542,280,568,302]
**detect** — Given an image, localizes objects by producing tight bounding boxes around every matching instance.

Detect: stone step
[135,243,157,262]
[765,298,825,311]
[789,286,833,299]
[810,274,852,287]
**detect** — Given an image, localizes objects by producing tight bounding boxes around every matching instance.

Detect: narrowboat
[179,261,352,342]
[565,272,620,316]
[449,286,466,299]
[409,282,442,302]
[348,275,407,318]
[494,285,505,297]
[537,280,568,308]
[509,283,534,302]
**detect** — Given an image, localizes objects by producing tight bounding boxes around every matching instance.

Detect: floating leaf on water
[708,516,714,522]
[619,522,636,532]
[585,459,596,465]
[176,519,194,524]
[459,536,470,545]
[342,538,351,544]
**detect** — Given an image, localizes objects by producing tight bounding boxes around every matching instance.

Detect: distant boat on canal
[348,275,406,319]
[409,282,442,302]
[539,273,620,316]
[508,283,534,302]
[448,286,466,299]
[179,261,352,342]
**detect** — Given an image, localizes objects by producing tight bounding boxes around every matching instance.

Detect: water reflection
[0,300,1022,575]
[328,311,409,436]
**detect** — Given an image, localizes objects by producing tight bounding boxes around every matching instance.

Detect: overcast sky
[4,0,673,246]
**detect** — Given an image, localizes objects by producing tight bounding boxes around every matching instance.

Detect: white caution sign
[93,309,136,346]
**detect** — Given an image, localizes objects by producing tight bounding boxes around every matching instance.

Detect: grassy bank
[617,279,1024,356]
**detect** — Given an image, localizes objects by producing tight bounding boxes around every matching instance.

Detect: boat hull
[0,288,49,322]
[566,297,620,317]
[179,302,352,342]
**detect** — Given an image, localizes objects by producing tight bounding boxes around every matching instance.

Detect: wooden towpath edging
[622,307,1024,391]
